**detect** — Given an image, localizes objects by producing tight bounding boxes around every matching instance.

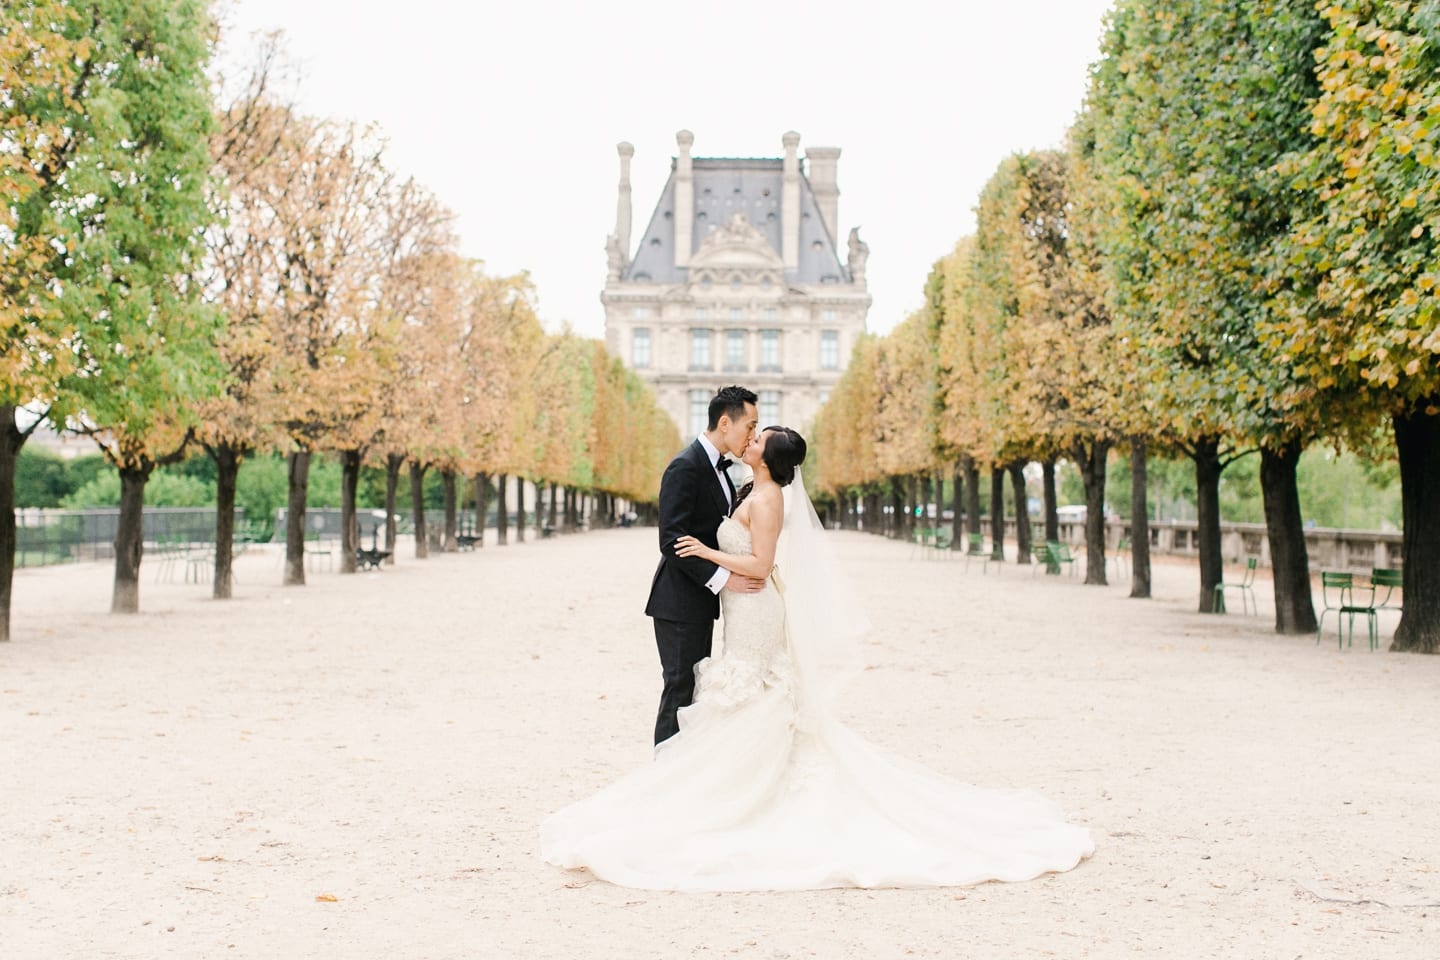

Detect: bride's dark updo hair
[735,426,807,506]
[759,426,807,487]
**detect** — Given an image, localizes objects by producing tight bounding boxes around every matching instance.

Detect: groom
[645,385,765,745]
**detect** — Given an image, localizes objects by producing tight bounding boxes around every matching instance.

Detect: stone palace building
[601,130,871,438]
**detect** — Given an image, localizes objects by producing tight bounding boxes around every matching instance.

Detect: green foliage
[1085,0,1329,452]
[233,453,347,523]
[36,1,225,457]
[15,448,73,508]
[167,454,218,486]
[15,450,108,507]
[63,471,212,508]
[1069,445,1402,528]
[1276,0,1440,430]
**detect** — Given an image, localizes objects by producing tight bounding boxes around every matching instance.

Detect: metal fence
[273,507,391,545]
[14,507,245,568]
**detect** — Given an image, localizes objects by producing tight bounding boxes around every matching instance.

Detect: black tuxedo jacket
[644,439,735,623]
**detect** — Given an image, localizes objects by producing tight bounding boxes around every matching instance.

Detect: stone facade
[602,131,871,438]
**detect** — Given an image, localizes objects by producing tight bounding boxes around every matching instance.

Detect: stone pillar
[616,141,634,261]
[782,130,800,272]
[805,146,841,240]
[674,130,694,268]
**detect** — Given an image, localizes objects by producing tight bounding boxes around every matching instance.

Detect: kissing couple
[542,385,1094,891]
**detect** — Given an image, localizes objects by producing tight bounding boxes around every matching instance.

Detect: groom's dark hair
[707,385,758,431]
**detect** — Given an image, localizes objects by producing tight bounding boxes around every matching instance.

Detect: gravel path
[2,528,1435,959]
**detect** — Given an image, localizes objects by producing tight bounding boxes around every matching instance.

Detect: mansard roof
[622,157,851,286]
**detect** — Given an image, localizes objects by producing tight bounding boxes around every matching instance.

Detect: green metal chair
[151,536,185,584]
[963,532,990,573]
[1031,542,1054,575]
[1214,557,1259,615]
[1046,540,1077,577]
[1371,568,1403,613]
[1317,571,1378,650]
[1111,537,1131,580]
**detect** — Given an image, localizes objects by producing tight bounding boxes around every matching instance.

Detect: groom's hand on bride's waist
[724,573,766,593]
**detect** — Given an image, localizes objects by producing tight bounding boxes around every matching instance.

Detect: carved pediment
[688,213,783,270]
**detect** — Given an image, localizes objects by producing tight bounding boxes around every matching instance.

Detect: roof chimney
[615,141,634,263]
[674,130,694,268]
[781,131,801,272]
[805,146,841,241]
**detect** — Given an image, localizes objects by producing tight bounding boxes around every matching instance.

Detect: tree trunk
[1392,404,1440,653]
[338,450,361,574]
[516,478,528,543]
[1073,439,1112,585]
[964,456,982,540]
[0,412,26,642]
[548,482,559,532]
[1192,437,1225,613]
[1042,458,1059,544]
[1260,440,1318,634]
[410,461,429,559]
[496,474,509,545]
[950,463,964,550]
[1009,462,1032,564]
[989,467,1005,561]
[441,469,458,552]
[918,473,932,530]
[111,464,153,613]
[384,453,403,565]
[474,472,490,548]
[212,445,241,599]
[889,480,904,539]
[1129,436,1152,599]
[284,450,309,586]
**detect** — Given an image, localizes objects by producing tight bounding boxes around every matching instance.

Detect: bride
[541,426,1094,891]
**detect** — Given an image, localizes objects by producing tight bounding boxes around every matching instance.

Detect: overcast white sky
[225,0,1115,338]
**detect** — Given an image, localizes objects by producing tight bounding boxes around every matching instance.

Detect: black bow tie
[715,456,732,472]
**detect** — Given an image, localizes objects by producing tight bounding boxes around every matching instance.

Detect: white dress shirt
[696,434,733,595]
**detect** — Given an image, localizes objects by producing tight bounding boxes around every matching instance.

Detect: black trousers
[652,617,714,745]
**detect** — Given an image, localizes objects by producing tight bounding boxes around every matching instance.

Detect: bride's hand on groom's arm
[674,535,714,562]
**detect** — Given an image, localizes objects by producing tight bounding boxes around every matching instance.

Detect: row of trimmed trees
[815,0,1440,652]
[0,4,677,640]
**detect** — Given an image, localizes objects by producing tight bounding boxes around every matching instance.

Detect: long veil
[774,474,869,720]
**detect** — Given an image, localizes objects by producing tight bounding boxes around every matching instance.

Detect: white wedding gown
[540,517,1095,891]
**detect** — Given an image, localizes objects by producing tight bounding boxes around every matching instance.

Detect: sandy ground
[1,527,1436,960]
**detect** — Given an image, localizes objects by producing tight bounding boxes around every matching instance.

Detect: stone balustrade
[991,518,1402,572]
